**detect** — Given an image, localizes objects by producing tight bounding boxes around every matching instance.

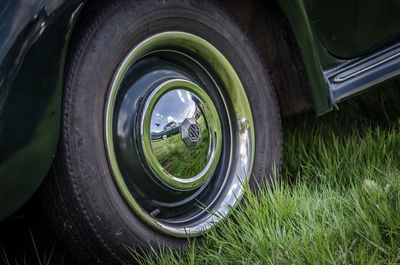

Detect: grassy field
[1,80,400,264]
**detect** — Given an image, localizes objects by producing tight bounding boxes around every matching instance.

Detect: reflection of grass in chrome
[151,116,209,178]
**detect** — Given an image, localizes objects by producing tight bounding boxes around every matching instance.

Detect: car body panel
[0,0,83,220]
[306,0,400,59]
[277,0,334,115]
[278,0,400,114]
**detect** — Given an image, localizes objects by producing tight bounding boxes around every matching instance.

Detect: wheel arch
[75,0,328,117]
[72,0,329,116]
[219,0,334,116]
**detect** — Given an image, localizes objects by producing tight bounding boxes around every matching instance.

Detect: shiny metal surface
[325,42,400,103]
[140,79,222,190]
[333,51,400,83]
[105,31,255,237]
[180,118,202,148]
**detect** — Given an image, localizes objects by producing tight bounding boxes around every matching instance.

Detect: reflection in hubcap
[140,79,222,190]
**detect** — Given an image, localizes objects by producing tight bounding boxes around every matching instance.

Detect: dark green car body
[1,0,399,220]
[151,121,181,140]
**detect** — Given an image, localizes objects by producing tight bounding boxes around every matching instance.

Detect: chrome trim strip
[333,52,400,83]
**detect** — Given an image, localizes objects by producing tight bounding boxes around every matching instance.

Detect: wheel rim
[105,31,255,237]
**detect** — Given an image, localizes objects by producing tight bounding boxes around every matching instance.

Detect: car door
[306,0,400,59]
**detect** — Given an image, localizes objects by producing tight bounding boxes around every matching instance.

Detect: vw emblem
[181,118,202,147]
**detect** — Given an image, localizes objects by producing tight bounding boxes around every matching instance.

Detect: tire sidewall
[64,0,281,260]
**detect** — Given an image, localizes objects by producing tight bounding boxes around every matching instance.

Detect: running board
[325,43,400,103]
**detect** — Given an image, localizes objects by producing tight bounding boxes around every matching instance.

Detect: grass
[1,80,400,264]
[132,80,400,264]
[0,201,74,265]
[1,230,55,265]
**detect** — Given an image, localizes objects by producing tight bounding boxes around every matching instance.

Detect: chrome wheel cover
[105,32,255,236]
[141,79,222,190]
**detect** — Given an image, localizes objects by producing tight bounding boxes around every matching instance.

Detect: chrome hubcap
[140,79,222,190]
[105,31,255,237]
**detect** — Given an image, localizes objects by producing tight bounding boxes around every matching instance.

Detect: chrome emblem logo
[181,118,202,147]
[188,123,200,141]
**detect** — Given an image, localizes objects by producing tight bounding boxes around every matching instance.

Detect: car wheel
[42,0,282,264]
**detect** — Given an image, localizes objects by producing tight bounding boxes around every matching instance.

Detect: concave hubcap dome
[140,79,222,190]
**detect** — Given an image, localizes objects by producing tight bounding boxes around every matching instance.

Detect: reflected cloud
[177,90,185,103]
[150,89,200,134]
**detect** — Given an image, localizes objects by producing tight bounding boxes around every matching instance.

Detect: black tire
[42,0,282,264]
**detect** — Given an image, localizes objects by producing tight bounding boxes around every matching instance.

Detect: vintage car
[1,0,399,263]
[150,121,181,140]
